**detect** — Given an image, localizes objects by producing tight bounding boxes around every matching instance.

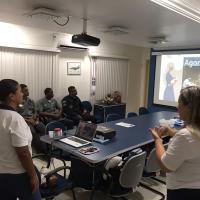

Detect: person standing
[0,79,41,200]
[150,86,200,200]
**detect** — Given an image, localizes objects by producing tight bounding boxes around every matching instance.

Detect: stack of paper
[116,122,135,128]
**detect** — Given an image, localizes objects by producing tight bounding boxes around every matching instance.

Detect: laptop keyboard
[69,137,88,144]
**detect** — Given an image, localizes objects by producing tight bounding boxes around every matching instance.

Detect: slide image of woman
[163,63,177,101]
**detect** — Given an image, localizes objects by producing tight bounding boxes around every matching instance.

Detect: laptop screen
[75,121,97,141]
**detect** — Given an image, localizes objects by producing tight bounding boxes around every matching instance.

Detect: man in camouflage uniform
[17,84,46,153]
[37,88,73,129]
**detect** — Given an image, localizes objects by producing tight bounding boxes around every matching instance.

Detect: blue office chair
[81,101,102,123]
[81,101,92,113]
[45,121,70,160]
[45,120,66,135]
[106,113,121,122]
[33,154,76,200]
[127,112,138,118]
[138,107,150,115]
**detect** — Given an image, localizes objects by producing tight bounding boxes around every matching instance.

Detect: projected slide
[154,54,200,107]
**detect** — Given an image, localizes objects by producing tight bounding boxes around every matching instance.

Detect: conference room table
[40,111,177,199]
[41,111,177,164]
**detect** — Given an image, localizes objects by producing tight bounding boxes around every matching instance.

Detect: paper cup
[49,131,54,138]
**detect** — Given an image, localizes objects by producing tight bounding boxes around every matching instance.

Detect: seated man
[37,88,73,129]
[17,84,46,153]
[62,86,96,125]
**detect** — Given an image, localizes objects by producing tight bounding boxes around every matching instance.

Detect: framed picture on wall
[67,62,81,75]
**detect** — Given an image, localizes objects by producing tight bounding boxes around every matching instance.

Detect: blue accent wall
[147,48,200,112]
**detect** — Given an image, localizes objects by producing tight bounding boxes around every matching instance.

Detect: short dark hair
[179,86,200,128]
[68,86,75,93]
[0,79,19,102]
[20,84,27,90]
[44,88,52,95]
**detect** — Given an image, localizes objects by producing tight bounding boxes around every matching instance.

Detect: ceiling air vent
[26,7,63,19]
[103,26,129,35]
[148,36,168,44]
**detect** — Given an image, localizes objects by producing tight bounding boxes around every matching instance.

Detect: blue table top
[41,111,177,164]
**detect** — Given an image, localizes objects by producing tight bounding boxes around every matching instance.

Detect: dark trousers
[0,173,41,200]
[167,188,200,200]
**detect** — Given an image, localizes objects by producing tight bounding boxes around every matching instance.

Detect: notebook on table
[60,121,97,148]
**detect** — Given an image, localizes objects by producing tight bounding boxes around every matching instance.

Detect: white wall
[57,50,91,104]
[0,21,150,113]
[89,41,150,113]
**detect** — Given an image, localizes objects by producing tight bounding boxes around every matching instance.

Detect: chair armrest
[45,166,71,179]
[32,154,67,172]
[32,153,51,167]
[101,168,112,181]
[32,153,49,159]
[100,168,114,192]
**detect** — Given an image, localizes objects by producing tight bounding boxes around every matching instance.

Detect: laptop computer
[60,121,97,148]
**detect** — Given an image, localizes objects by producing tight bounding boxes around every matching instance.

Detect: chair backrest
[119,151,146,188]
[106,113,121,122]
[127,112,138,118]
[139,107,150,115]
[45,120,66,134]
[81,101,92,113]
[145,143,168,173]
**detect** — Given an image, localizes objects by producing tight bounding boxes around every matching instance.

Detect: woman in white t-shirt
[150,86,200,200]
[0,79,41,200]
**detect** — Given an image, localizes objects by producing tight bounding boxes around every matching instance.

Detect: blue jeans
[0,173,41,200]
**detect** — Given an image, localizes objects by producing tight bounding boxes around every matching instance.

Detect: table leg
[90,167,96,200]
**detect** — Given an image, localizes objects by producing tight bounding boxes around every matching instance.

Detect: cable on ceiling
[53,16,70,26]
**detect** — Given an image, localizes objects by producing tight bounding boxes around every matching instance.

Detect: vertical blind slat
[0,47,55,101]
[94,57,128,102]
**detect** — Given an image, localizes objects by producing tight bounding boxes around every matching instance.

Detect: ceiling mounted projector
[71,19,100,46]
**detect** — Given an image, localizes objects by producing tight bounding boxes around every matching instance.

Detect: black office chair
[106,113,121,122]
[102,150,146,199]
[127,112,137,118]
[138,107,150,115]
[33,154,76,200]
